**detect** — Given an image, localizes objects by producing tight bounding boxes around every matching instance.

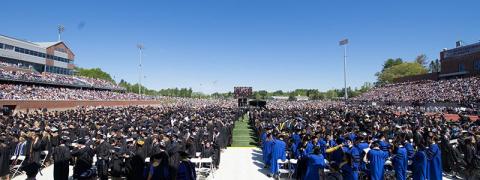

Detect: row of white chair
[9,150,49,178]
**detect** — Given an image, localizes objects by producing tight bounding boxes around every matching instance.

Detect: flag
[339,38,349,46]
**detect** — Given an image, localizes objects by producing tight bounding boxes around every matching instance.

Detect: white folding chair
[198,157,214,178]
[289,159,298,178]
[39,150,49,175]
[277,159,290,178]
[10,155,26,178]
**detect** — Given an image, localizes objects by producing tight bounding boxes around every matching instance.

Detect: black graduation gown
[71,146,94,178]
[167,141,182,180]
[52,145,71,180]
[95,141,111,179]
[0,143,14,177]
[126,146,147,180]
[25,139,43,164]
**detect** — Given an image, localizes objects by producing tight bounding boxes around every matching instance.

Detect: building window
[475,60,480,71]
[458,64,465,72]
[4,44,13,50]
[0,43,3,49]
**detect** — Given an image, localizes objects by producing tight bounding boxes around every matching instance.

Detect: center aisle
[214,147,271,180]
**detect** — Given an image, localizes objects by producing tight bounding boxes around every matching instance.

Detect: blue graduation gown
[292,133,301,147]
[330,146,346,164]
[261,133,267,143]
[318,139,327,157]
[328,139,337,147]
[291,143,299,159]
[349,146,362,170]
[357,142,369,171]
[340,162,359,180]
[304,154,326,180]
[405,143,415,160]
[270,139,286,174]
[426,144,442,180]
[305,142,314,154]
[393,147,408,180]
[379,140,390,155]
[412,150,427,180]
[262,140,274,165]
[367,149,388,180]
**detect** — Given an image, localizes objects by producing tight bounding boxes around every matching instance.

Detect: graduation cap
[77,139,86,145]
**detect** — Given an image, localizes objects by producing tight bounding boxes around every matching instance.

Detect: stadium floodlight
[339,38,349,103]
[58,25,65,41]
[137,44,145,97]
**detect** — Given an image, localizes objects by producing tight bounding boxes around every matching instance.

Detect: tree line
[76,52,440,99]
[375,54,440,84]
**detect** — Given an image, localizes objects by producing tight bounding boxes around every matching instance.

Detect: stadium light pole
[137,44,144,97]
[339,38,349,105]
[58,25,65,41]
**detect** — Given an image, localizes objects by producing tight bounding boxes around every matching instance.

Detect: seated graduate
[176,151,196,180]
[269,134,287,178]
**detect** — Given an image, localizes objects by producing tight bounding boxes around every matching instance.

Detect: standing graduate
[366,141,389,180]
[94,135,111,180]
[51,137,71,180]
[412,142,427,180]
[269,135,286,178]
[0,135,15,180]
[71,139,95,179]
[147,151,171,180]
[303,147,326,180]
[125,139,147,180]
[426,136,442,180]
[340,153,359,180]
[262,133,274,168]
[392,140,408,180]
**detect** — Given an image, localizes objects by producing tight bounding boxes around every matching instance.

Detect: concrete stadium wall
[0,100,163,111]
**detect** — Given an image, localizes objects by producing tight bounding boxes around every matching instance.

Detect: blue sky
[2,0,479,93]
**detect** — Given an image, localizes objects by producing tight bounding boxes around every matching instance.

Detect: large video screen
[234,87,252,98]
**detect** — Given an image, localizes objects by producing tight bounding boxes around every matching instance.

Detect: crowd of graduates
[253,103,480,180]
[0,99,238,180]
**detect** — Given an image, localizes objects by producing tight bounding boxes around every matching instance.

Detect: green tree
[382,58,403,70]
[377,62,428,84]
[415,54,428,67]
[75,67,115,83]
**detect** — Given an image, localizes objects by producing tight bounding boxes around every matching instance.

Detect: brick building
[439,41,480,78]
[0,34,75,75]
[395,41,480,83]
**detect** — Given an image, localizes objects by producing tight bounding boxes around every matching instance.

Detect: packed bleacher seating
[353,76,480,104]
[0,83,152,100]
[0,62,124,90]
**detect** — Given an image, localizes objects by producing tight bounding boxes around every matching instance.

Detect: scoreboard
[234,87,252,98]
